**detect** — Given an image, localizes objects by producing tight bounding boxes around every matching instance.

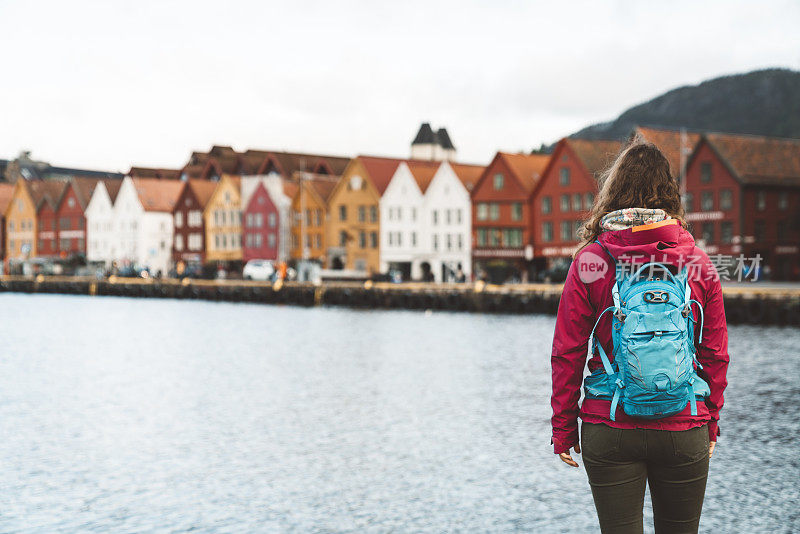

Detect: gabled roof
[188,179,217,208]
[29,180,68,211]
[633,126,702,177]
[128,166,182,180]
[104,179,124,203]
[0,183,14,214]
[565,139,623,176]
[499,152,551,193]
[183,146,351,180]
[358,156,406,195]
[290,172,340,203]
[406,160,441,193]
[701,132,800,187]
[449,163,485,192]
[132,178,184,212]
[69,177,104,210]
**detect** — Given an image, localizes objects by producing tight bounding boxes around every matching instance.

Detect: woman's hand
[558,443,581,467]
[709,441,716,458]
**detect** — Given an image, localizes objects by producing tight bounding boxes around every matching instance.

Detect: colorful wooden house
[204,174,242,264]
[4,180,38,262]
[290,173,338,263]
[0,183,14,260]
[55,177,105,257]
[173,179,217,266]
[31,181,68,258]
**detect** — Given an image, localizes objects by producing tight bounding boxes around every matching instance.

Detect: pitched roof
[182,146,350,180]
[450,163,485,192]
[498,152,551,193]
[358,156,405,195]
[132,178,184,212]
[128,166,182,180]
[412,123,436,145]
[633,126,701,177]
[29,180,68,211]
[406,160,441,193]
[437,128,455,150]
[188,179,217,208]
[70,177,104,210]
[0,183,14,214]
[565,139,624,176]
[702,132,800,187]
[104,179,124,203]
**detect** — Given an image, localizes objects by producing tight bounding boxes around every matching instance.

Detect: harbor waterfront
[0,294,797,532]
[1,275,800,326]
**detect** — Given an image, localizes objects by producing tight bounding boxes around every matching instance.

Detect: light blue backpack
[584,241,709,420]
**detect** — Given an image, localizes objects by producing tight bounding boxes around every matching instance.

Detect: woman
[550,141,729,533]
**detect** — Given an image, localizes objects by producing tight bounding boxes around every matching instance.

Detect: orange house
[0,183,16,260]
[290,173,338,262]
[4,180,38,262]
[326,156,402,273]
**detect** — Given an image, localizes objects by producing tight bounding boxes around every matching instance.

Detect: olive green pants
[581,422,710,534]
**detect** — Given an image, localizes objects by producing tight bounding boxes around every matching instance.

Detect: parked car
[243,260,275,281]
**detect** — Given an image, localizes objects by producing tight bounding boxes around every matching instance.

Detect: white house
[379,161,433,280]
[86,177,182,275]
[86,180,122,266]
[422,161,483,281]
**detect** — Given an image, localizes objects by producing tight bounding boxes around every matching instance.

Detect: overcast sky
[1,0,798,172]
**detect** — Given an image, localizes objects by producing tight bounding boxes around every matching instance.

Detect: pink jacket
[550,219,729,454]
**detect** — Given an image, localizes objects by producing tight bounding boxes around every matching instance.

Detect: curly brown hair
[575,138,687,256]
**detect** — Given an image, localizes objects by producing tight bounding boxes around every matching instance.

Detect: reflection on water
[0,294,797,532]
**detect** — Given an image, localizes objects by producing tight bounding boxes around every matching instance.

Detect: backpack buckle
[644,290,669,304]
[614,309,627,322]
[681,306,691,318]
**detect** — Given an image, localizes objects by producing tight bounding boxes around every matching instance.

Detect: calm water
[0,294,798,533]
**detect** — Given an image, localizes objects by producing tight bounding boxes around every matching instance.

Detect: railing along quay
[1,275,798,326]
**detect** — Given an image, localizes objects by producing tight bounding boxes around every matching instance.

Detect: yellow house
[204,174,242,263]
[4,180,37,261]
[290,174,337,262]
[326,156,401,273]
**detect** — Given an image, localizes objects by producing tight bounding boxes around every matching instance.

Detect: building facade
[54,178,105,257]
[173,179,216,266]
[531,139,621,273]
[4,180,38,262]
[290,175,337,264]
[32,182,66,258]
[684,133,800,280]
[0,183,14,260]
[204,174,242,264]
[86,180,123,266]
[242,178,281,263]
[471,152,550,283]
[327,156,400,273]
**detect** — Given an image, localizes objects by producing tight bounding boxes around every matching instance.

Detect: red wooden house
[531,138,622,270]
[30,181,68,258]
[470,151,550,282]
[684,132,800,280]
[241,179,282,262]
[55,177,104,257]
[173,179,217,267]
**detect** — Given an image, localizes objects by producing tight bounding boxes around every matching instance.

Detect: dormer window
[349,175,363,190]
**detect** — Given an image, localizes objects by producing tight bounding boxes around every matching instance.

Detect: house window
[339,230,347,247]
[477,203,488,221]
[542,222,553,243]
[684,193,694,213]
[314,209,322,226]
[756,191,766,211]
[370,206,377,222]
[339,205,347,221]
[456,209,462,224]
[411,232,417,247]
[493,173,504,190]
[702,222,714,243]
[305,209,312,226]
[700,162,712,183]
[412,207,417,221]
[721,221,733,244]
[175,234,184,251]
[445,209,451,224]
[488,229,500,247]
[572,193,581,212]
[174,212,183,228]
[432,210,439,225]
[268,213,276,227]
[446,233,452,250]
[542,196,552,214]
[701,191,714,211]
[560,194,569,212]
[720,189,732,211]
[255,213,263,227]
[503,229,522,247]
[433,234,439,250]
[60,238,71,250]
[560,221,572,241]
[511,203,523,221]
[359,231,366,248]
[489,203,500,221]
[559,168,570,186]
[457,234,463,250]
[358,206,365,222]
[584,193,594,210]
[370,232,378,248]
[268,233,276,248]
[60,217,70,230]
[778,192,788,210]
[477,229,487,247]
[315,234,322,249]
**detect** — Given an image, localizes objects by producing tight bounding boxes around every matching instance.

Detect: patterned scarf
[600,208,670,231]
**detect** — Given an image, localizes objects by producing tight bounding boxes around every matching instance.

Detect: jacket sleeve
[551,258,596,454]
[696,274,729,442]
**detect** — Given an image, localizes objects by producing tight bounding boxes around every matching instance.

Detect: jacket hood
[596,219,697,263]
